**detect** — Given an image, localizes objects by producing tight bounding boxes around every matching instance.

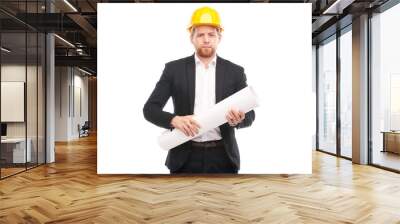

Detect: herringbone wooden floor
[1,134,400,224]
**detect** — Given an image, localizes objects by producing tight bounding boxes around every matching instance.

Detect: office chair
[79,121,90,138]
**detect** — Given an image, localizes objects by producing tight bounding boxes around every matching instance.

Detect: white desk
[1,138,32,163]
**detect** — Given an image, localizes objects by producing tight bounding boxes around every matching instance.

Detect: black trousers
[170,140,238,174]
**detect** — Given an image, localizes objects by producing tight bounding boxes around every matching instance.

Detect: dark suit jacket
[143,54,255,172]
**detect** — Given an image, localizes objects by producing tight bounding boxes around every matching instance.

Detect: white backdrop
[98,3,312,174]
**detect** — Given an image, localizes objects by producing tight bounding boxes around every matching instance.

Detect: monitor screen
[1,123,7,137]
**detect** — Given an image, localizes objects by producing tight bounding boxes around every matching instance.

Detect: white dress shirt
[192,54,222,142]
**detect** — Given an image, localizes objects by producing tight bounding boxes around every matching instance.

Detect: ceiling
[0,0,394,75]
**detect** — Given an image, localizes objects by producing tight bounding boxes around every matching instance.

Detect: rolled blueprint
[158,86,259,150]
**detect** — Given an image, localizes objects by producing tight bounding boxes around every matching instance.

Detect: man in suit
[143,6,255,174]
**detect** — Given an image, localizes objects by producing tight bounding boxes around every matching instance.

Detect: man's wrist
[170,115,178,128]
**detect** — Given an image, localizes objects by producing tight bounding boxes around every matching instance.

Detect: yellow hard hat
[188,6,223,32]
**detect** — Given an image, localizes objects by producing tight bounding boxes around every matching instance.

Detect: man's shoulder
[218,56,244,72]
[165,55,193,67]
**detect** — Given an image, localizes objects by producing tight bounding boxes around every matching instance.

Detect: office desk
[1,138,32,164]
[381,131,400,154]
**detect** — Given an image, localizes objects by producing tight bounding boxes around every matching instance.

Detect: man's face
[190,25,221,58]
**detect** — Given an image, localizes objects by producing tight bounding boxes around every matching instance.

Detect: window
[318,36,337,154]
[339,28,352,158]
[371,2,400,171]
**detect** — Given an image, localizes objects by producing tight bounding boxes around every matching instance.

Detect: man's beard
[197,47,215,58]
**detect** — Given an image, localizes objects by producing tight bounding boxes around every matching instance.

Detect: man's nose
[203,35,210,43]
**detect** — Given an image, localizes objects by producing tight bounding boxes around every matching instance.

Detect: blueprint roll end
[248,86,260,108]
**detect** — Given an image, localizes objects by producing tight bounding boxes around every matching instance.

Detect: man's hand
[170,115,201,137]
[226,108,245,127]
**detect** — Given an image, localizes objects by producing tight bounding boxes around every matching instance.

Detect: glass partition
[317,35,337,155]
[0,1,46,179]
[0,31,28,177]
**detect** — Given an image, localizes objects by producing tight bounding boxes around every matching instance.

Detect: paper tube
[158,86,259,151]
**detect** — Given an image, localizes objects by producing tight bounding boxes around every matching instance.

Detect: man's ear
[189,33,195,45]
[190,36,194,45]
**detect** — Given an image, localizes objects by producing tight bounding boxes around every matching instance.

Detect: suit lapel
[215,55,226,103]
[186,55,196,114]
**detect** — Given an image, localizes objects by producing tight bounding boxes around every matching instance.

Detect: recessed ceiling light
[54,34,75,48]
[1,47,11,53]
[63,0,78,12]
[323,0,354,15]
[77,67,93,76]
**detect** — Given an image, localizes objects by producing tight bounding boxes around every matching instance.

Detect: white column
[46,1,55,163]
[352,14,369,164]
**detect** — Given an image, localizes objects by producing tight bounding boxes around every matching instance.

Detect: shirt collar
[194,53,217,67]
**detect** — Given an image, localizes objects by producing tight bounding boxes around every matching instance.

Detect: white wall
[1,65,40,138]
[72,72,89,138]
[312,45,317,150]
[1,64,46,163]
[55,66,69,141]
[55,67,89,141]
